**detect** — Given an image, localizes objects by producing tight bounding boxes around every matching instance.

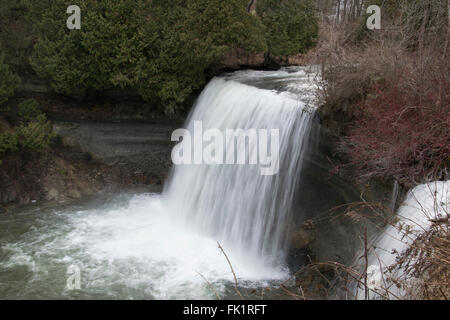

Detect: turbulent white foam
[361,181,449,299]
[1,194,289,299]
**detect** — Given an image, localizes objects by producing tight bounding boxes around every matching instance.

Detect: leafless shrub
[315,0,449,184]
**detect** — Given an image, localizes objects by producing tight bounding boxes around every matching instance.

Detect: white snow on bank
[362,181,449,299]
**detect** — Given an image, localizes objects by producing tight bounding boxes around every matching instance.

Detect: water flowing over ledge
[0,67,320,299]
[165,69,318,270]
[360,180,449,299]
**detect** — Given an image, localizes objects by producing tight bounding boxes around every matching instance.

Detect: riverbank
[0,99,176,210]
[0,136,164,213]
[0,84,183,210]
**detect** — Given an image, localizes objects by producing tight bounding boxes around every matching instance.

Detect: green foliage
[30,0,142,99]
[18,98,41,122]
[29,0,267,114]
[136,0,266,114]
[15,113,54,152]
[3,0,322,114]
[186,0,267,53]
[0,99,53,162]
[257,0,318,57]
[0,50,20,105]
[0,131,18,156]
[0,0,36,74]
[134,0,219,114]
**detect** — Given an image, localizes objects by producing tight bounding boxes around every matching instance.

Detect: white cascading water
[164,74,316,268]
[359,180,449,299]
[0,67,319,299]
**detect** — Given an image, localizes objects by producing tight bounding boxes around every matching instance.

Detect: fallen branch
[217,241,244,300]
[196,272,222,300]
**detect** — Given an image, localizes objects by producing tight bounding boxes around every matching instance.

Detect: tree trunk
[349,0,355,22]
[336,0,341,25]
[442,0,450,59]
[343,0,348,24]
[358,0,364,18]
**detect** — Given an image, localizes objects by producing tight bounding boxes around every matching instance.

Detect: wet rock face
[46,188,59,201]
[1,187,18,204]
[1,119,175,207]
[66,188,82,199]
[217,49,312,72]
[219,48,266,70]
[289,119,397,267]
[287,227,316,269]
[53,121,179,182]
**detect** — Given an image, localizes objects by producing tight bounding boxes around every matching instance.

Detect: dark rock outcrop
[289,117,402,267]
[53,121,179,183]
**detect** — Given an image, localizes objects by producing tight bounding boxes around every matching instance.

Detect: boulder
[67,188,82,199]
[46,188,59,201]
[291,228,315,249]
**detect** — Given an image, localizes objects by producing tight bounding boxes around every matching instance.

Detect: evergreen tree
[136,0,266,113]
[30,0,143,99]
[0,0,36,74]
[257,0,318,57]
[0,49,20,105]
[29,0,267,114]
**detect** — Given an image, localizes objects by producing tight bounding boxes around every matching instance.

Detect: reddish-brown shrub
[341,67,449,184]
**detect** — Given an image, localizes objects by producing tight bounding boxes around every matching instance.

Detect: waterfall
[361,180,449,299]
[164,68,318,268]
[0,67,320,299]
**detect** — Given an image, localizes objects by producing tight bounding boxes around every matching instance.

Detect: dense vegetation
[0,0,318,115]
[0,100,54,156]
[29,0,265,113]
[0,88,54,164]
[317,0,449,185]
[257,0,318,57]
[0,50,20,105]
[0,0,35,75]
[0,45,52,164]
